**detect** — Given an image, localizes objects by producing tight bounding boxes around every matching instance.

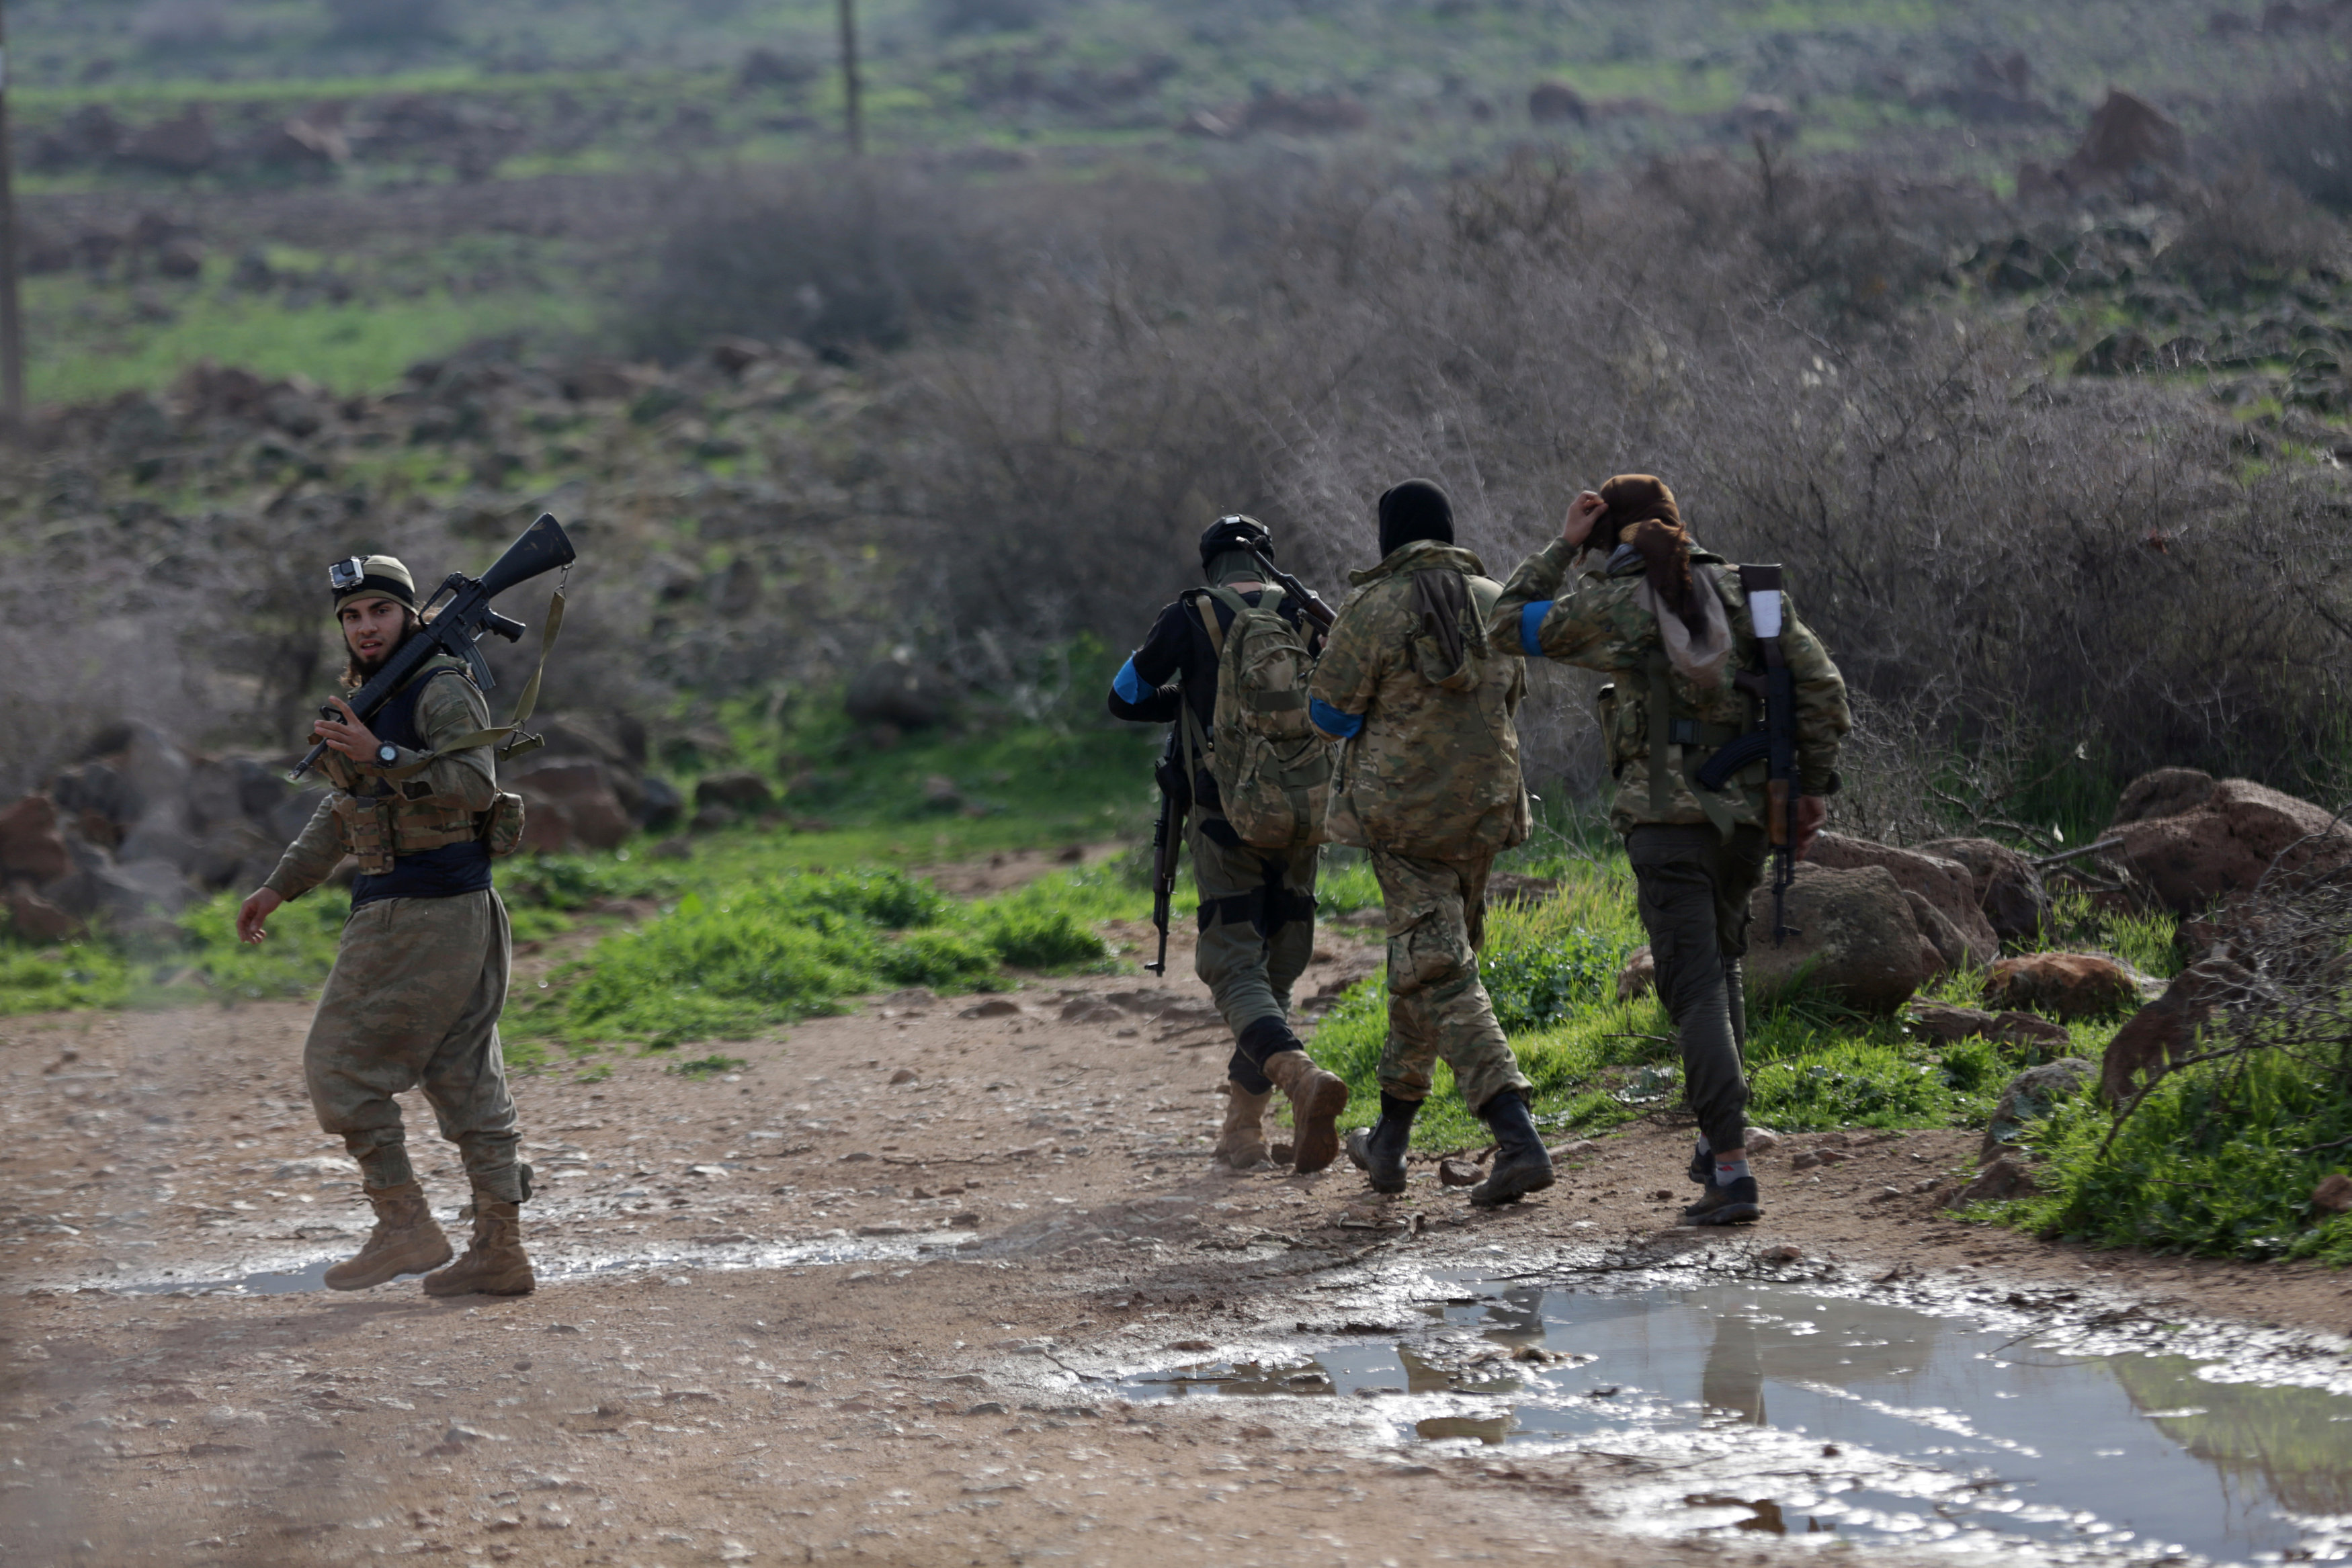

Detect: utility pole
[0,0,24,429]
[837,0,864,155]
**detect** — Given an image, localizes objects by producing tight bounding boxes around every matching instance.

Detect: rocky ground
[5,905,2352,1567]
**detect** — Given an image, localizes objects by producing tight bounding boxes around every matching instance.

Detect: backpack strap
[377,586,567,781]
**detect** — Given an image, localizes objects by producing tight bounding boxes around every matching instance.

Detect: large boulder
[1806,833,1999,965]
[1983,951,2154,1020]
[1981,1057,2092,1160]
[1744,863,1933,1013]
[511,758,632,852]
[0,795,73,885]
[3,887,85,943]
[1918,836,2048,943]
[2101,956,2259,1103]
[2104,772,2352,914]
[695,771,774,814]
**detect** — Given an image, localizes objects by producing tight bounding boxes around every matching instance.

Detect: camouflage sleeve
[1486,537,1579,656]
[262,792,343,902]
[1782,601,1852,795]
[1306,585,1394,732]
[412,672,499,809]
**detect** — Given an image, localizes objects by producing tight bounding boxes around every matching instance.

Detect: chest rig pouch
[325,664,506,872]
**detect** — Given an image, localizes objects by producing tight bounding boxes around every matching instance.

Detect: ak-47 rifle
[290,513,577,782]
[1145,730,1185,976]
[1246,549,1336,630]
[1692,564,1801,945]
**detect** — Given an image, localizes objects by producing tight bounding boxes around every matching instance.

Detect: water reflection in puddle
[1128,1278,2352,1565]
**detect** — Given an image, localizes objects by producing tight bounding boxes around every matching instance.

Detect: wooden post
[0,1,24,430]
[837,0,864,156]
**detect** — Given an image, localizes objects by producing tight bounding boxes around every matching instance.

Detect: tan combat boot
[1261,1050,1349,1174]
[1212,1084,1274,1171]
[324,1182,453,1291]
[423,1196,536,1297]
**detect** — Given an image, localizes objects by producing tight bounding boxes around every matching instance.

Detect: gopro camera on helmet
[328,557,367,593]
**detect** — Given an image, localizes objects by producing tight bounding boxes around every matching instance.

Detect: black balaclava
[1377,479,1454,558]
[1198,514,1273,584]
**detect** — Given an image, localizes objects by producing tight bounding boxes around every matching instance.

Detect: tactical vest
[323,658,501,875]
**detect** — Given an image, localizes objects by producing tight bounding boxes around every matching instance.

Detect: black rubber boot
[1468,1090,1555,1209]
[1687,1137,1712,1186]
[1345,1092,1419,1194]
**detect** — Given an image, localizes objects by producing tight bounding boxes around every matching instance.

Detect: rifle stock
[1738,564,1802,947]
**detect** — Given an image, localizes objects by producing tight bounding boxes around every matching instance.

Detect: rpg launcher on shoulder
[1144,730,1185,977]
[1692,564,1801,946]
[290,512,577,782]
[1247,550,1336,631]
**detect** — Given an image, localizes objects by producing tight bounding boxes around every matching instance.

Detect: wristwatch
[376,742,399,767]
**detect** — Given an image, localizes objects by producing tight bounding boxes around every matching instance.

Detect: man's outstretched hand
[237,887,283,945]
[1562,490,1607,550]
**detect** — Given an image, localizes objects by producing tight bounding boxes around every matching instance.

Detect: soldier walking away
[1308,480,1551,1209]
[237,554,536,1294]
[1109,516,1349,1174]
[1488,477,1851,1226]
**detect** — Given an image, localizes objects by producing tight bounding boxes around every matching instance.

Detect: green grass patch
[2001,1048,2352,1263]
[0,941,130,1014]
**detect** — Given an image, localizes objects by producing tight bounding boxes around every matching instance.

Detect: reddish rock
[2065,89,2185,182]
[1984,952,2152,1020]
[1807,833,1999,965]
[1437,1158,1483,1187]
[1904,1002,2074,1051]
[1945,1153,2037,1207]
[2100,956,2257,1102]
[2314,1174,2352,1215]
[1919,836,2049,943]
[0,795,72,884]
[1615,945,1656,1002]
[2105,775,2352,914]
[3,887,85,942]
[1744,863,1931,1013]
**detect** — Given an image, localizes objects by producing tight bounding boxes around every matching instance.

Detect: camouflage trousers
[1190,818,1318,1088]
[303,889,526,1202]
[1370,846,1531,1116]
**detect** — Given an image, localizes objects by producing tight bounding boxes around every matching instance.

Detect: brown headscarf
[1597,474,1706,639]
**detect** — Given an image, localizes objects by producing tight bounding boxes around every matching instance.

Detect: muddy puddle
[1129,1272,2352,1565]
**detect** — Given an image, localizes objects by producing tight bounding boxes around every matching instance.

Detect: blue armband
[1112,656,1148,705]
[1309,697,1363,739]
[1518,601,1553,658]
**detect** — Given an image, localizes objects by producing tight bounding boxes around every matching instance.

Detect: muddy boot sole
[1469,1153,1555,1209]
[323,1231,454,1291]
[1286,1072,1349,1174]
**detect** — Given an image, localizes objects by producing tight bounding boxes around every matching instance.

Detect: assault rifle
[1145,730,1185,976]
[1693,564,1801,945]
[1246,550,1336,630]
[290,513,577,782]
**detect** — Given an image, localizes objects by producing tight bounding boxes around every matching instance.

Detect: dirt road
[5,910,2350,1567]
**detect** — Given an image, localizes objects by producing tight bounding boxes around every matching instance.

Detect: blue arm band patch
[1519,601,1553,658]
[1309,697,1363,739]
[1113,656,1148,705]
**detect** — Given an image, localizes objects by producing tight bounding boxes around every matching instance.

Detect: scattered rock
[1983,953,2153,1019]
[1946,1153,2036,1207]
[4,887,85,942]
[2101,955,2258,1102]
[2065,89,2187,185]
[2104,773,2352,914]
[1547,1139,1599,1161]
[1981,1057,2093,1160]
[1742,1126,1781,1156]
[694,771,774,814]
[1868,1185,1904,1203]
[964,1401,1007,1416]
[511,758,632,852]
[1527,80,1588,125]
[1743,863,1932,1012]
[1237,1422,1275,1440]
[2314,1174,2352,1214]
[1486,872,1558,906]
[1615,945,1655,1002]
[1759,1243,1804,1265]
[1919,838,2049,943]
[1437,1158,1482,1187]
[844,655,954,729]
[1905,1002,2073,1051]
[960,998,1021,1019]
[889,1068,920,1085]
[948,1211,981,1229]
[0,795,73,883]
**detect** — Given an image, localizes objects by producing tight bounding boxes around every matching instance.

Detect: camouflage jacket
[264,655,500,900]
[1487,536,1850,836]
[1308,539,1530,861]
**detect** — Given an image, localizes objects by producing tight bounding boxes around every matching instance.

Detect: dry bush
[2216,64,2352,214]
[2162,162,2347,285]
[628,164,1009,361]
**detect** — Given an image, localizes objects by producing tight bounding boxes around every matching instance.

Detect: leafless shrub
[2162,162,2347,284]
[2214,62,2352,214]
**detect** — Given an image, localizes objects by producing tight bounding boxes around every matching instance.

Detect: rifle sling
[377,588,566,781]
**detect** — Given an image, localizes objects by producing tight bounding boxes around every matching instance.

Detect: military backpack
[1181,585,1331,851]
